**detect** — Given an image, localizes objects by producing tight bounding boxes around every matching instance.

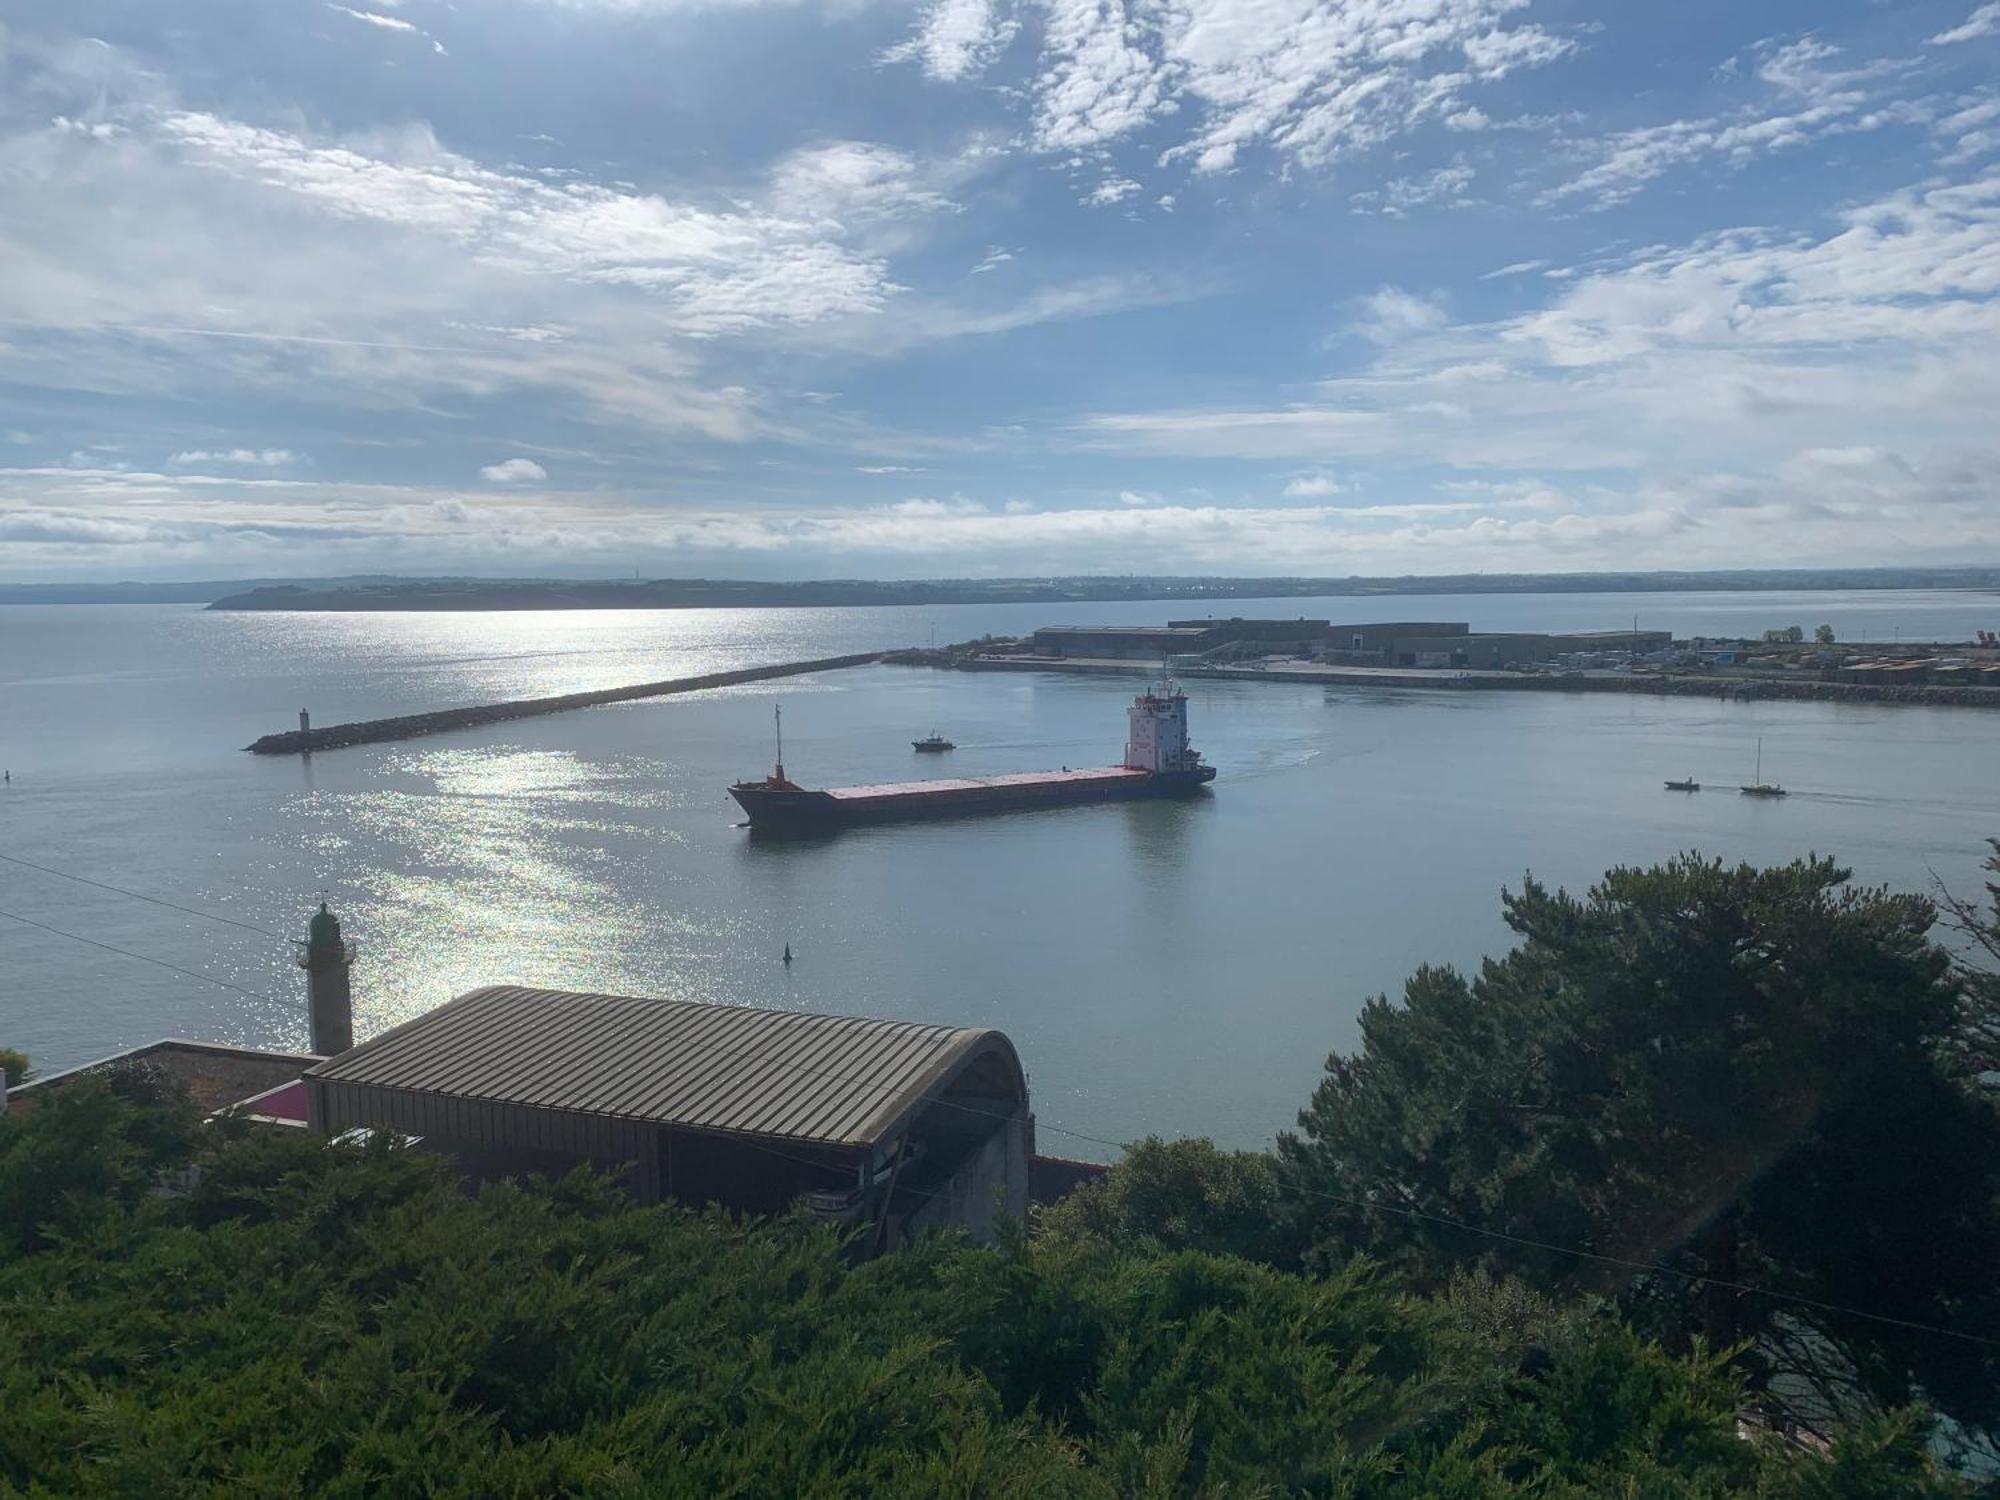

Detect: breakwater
[246,652,883,754]
[887,652,2000,710]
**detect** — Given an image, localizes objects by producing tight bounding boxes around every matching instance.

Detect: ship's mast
[774,704,785,781]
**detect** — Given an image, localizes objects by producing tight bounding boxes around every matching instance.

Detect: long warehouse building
[305,985,1035,1247]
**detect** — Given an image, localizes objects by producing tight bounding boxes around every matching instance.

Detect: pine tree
[1276,853,2000,1441]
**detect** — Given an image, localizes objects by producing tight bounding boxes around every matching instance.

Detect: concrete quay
[246,651,883,754]
[897,652,2000,709]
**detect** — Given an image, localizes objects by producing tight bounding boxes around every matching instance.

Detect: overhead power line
[0,851,288,940]
[0,906,289,1011]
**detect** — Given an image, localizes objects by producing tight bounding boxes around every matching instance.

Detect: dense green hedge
[0,1078,1969,1496]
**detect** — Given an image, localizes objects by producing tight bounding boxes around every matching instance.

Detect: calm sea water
[4,589,1999,1156]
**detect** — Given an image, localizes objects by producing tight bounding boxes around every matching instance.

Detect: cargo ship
[730,684,1215,833]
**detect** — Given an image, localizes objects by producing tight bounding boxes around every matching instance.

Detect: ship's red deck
[826,765,1145,799]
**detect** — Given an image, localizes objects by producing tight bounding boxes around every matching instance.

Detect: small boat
[1740,738,1786,798]
[912,732,955,752]
[1665,777,1700,792]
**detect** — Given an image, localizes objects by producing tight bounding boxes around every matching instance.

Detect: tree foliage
[1034,1135,1290,1263]
[1937,838,2000,1083]
[0,1082,1971,1495]
[1274,853,2000,1443]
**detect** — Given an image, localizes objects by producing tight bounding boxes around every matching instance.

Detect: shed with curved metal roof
[303,986,1033,1240]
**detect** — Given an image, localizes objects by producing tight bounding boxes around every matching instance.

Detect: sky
[1,0,1997,581]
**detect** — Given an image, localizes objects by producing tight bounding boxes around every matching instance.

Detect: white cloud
[1283,472,1342,497]
[323,4,447,52]
[1352,159,1474,217]
[1117,488,1156,505]
[480,458,548,482]
[1480,259,1547,280]
[1936,95,2000,164]
[969,246,1016,274]
[1355,285,1448,342]
[766,140,952,228]
[1085,174,1141,206]
[1030,0,1174,156]
[1539,38,1908,209]
[882,0,1019,81]
[1068,171,2000,566]
[1019,0,1572,178]
[1930,4,2000,45]
[7,451,1997,577]
[154,113,909,335]
[171,447,302,466]
[52,116,122,142]
[326,5,419,34]
[885,494,986,516]
[0,48,1018,453]
[821,271,1189,355]
[857,463,923,473]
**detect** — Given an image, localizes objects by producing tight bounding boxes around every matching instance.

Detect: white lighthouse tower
[297,902,356,1055]
[1123,682,1197,772]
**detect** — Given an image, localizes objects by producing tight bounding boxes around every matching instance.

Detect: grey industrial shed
[304,985,1034,1244]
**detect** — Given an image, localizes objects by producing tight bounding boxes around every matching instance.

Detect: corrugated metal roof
[306,987,1020,1148]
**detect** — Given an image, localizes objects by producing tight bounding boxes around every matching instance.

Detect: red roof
[227,1077,310,1125]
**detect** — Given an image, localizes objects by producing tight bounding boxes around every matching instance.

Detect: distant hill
[5,567,1995,610]
[0,577,406,605]
[207,579,1096,611]
[203,568,2000,611]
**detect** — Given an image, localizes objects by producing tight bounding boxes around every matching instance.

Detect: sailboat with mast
[1740,738,1786,798]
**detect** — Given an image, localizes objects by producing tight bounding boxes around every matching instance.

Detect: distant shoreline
[902,652,2000,711]
[0,569,1994,609]
[189,571,1999,612]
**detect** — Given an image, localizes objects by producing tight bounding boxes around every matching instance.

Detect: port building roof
[305,985,1025,1149]
[1032,624,1214,636]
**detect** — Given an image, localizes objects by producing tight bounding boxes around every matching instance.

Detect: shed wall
[309,1075,658,1187]
[900,1103,1031,1246]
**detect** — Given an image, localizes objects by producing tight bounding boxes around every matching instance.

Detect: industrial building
[1315,622,1468,657]
[1388,629,1673,669]
[305,984,1035,1246]
[1032,619,1437,660]
[1166,617,1334,648]
[2,1038,320,1120]
[5,903,1074,1248]
[1031,624,1229,659]
[1028,617,1672,669]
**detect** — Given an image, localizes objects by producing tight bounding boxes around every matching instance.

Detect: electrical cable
[0,905,290,1010]
[0,850,288,939]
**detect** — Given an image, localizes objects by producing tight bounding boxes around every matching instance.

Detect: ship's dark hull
[731,764,1214,833]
